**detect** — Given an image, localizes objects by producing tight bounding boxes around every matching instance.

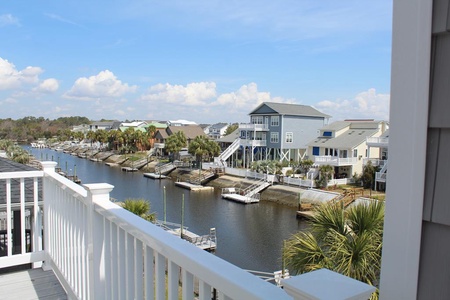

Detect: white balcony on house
[314,156,358,166]
[153,142,165,149]
[240,139,267,147]
[239,123,269,131]
[363,158,388,167]
[366,137,389,148]
[0,161,376,300]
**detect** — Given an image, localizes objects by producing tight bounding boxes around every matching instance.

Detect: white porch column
[84,183,114,300]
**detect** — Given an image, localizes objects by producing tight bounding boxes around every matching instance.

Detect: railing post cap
[41,161,58,171]
[282,269,376,300]
[83,183,114,195]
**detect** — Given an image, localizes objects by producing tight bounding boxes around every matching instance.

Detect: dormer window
[323,131,332,137]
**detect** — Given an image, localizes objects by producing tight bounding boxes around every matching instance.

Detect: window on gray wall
[286,132,293,143]
[270,132,279,143]
[271,116,279,126]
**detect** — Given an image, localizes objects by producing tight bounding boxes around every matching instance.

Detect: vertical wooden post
[84,183,114,300]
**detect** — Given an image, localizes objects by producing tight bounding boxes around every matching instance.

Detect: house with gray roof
[215,102,330,167]
[307,120,389,179]
[208,123,229,140]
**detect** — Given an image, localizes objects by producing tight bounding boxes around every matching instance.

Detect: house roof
[0,157,42,206]
[249,102,331,118]
[167,119,197,126]
[217,129,239,143]
[210,123,228,130]
[166,125,205,139]
[307,128,379,149]
[90,121,115,127]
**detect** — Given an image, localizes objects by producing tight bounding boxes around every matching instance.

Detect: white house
[307,120,388,179]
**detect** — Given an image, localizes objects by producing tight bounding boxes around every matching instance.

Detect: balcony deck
[0,268,67,300]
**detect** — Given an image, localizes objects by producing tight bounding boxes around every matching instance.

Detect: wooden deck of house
[0,268,67,299]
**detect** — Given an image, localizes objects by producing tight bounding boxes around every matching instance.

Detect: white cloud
[64,70,137,100]
[0,14,20,27]
[214,82,279,109]
[140,82,216,106]
[44,13,84,28]
[33,78,59,93]
[0,58,44,90]
[316,88,390,121]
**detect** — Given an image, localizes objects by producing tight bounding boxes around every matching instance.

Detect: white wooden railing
[314,156,359,166]
[239,124,269,131]
[366,136,389,146]
[1,162,291,300]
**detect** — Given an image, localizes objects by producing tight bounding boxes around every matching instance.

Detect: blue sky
[0,0,392,124]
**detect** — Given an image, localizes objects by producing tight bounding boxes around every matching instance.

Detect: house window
[286,132,293,143]
[325,148,328,155]
[323,131,332,137]
[271,116,279,126]
[313,146,320,156]
[353,149,358,157]
[251,116,263,124]
[270,132,279,143]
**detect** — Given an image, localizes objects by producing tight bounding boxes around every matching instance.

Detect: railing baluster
[155,252,165,300]
[168,260,179,300]
[118,228,126,299]
[20,178,25,254]
[198,281,212,300]
[126,233,135,299]
[144,245,154,300]
[6,178,12,257]
[105,218,111,300]
[182,270,194,300]
[135,238,143,300]
[111,223,119,300]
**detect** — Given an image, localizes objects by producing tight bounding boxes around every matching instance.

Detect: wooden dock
[175,182,214,191]
[155,221,217,251]
[222,193,260,204]
[143,172,168,179]
[121,167,138,172]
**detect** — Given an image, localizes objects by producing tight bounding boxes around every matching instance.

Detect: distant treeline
[0,116,90,142]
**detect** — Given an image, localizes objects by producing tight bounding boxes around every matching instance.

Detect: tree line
[0,116,90,142]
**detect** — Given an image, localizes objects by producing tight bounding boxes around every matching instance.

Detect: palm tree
[283,200,384,298]
[120,198,156,222]
[165,131,187,160]
[188,135,220,163]
[316,164,334,188]
[146,125,157,149]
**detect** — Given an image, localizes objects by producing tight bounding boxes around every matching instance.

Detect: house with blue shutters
[216,102,330,167]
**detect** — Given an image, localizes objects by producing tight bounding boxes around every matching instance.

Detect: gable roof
[249,102,331,118]
[166,125,206,139]
[210,123,228,130]
[217,129,239,143]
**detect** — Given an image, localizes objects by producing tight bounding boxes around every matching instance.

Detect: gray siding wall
[419,0,450,297]
[280,116,324,149]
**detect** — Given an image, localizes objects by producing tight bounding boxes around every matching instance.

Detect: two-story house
[216,102,330,167]
[307,120,388,179]
[208,123,229,140]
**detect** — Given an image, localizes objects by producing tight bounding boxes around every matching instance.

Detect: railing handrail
[93,196,290,299]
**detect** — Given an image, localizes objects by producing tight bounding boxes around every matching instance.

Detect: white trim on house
[379,0,432,298]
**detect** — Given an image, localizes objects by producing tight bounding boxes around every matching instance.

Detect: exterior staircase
[214,138,241,166]
[155,162,177,175]
[189,170,216,185]
[242,178,272,198]
[375,161,388,183]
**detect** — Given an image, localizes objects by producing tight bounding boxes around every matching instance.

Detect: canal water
[25,147,306,273]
